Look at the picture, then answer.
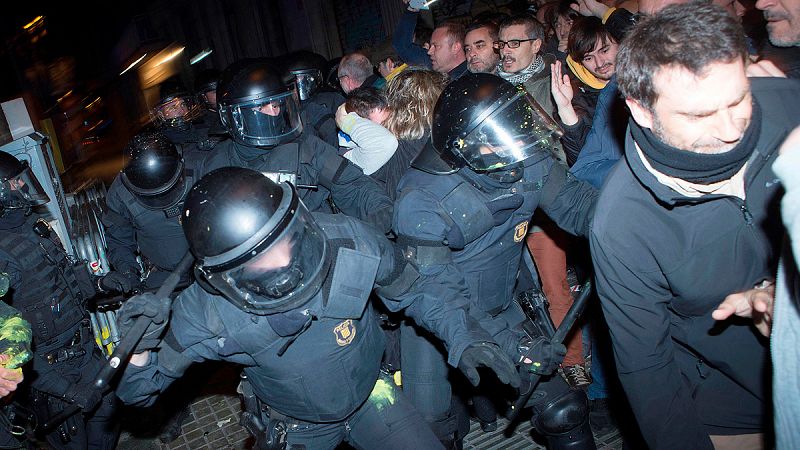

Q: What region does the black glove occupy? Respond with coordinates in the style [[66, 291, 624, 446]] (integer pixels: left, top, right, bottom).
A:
[[518, 336, 566, 376], [99, 270, 139, 294], [63, 383, 103, 412], [116, 293, 171, 352], [458, 342, 521, 389]]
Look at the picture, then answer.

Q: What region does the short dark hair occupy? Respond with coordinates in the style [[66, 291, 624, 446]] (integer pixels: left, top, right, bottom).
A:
[[345, 87, 388, 118], [551, 0, 579, 28], [568, 17, 615, 61], [616, 1, 748, 111], [498, 14, 545, 42], [435, 21, 467, 48], [465, 20, 500, 43]]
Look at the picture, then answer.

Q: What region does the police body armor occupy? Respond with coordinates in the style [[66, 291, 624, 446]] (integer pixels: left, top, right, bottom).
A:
[[103, 155, 201, 285], [0, 214, 96, 394], [204, 213, 388, 423], [398, 158, 549, 318], [299, 91, 344, 148], [204, 135, 341, 214], [162, 118, 221, 152]]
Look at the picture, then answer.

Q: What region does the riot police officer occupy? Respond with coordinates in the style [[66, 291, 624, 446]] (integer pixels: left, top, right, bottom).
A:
[[205, 58, 392, 232], [394, 73, 598, 448], [153, 77, 220, 151], [102, 132, 202, 291], [115, 167, 520, 449], [282, 51, 345, 147], [0, 151, 118, 449], [195, 68, 220, 113]]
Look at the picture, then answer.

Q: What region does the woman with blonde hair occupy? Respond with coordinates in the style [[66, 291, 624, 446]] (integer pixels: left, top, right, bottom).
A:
[[337, 67, 448, 198], [373, 68, 448, 198]]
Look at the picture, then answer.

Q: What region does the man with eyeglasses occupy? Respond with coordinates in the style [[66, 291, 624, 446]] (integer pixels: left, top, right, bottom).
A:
[[496, 15, 558, 123]]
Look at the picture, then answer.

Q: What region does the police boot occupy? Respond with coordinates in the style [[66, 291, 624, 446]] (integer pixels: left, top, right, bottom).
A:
[[531, 388, 596, 450], [159, 405, 192, 443]]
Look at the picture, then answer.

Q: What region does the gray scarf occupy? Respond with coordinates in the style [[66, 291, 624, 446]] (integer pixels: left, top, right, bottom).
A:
[[496, 55, 544, 85]]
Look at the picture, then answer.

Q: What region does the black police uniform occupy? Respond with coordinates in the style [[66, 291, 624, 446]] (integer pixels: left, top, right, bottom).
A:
[[155, 76, 222, 152], [0, 211, 117, 449], [115, 165, 521, 449], [203, 135, 392, 229], [299, 90, 345, 148], [209, 59, 392, 232], [393, 73, 598, 448], [161, 115, 223, 152], [103, 149, 203, 289], [281, 51, 344, 148]]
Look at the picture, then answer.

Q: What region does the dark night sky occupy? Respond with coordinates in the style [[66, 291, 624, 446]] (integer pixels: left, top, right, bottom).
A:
[[1, 1, 156, 98]]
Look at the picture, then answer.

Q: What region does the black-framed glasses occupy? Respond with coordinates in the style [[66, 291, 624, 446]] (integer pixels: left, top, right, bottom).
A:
[[493, 39, 537, 49]]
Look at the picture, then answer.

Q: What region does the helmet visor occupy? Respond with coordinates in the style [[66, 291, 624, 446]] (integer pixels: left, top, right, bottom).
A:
[[152, 96, 202, 129], [200, 203, 326, 314], [456, 91, 563, 172], [292, 70, 321, 101], [0, 163, 50, 210], [220, 91, 303, 147]]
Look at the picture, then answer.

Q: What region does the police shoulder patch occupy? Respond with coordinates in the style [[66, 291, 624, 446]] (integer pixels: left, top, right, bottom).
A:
[[513, 221, 529, 243], [333, 319, 356, 346]]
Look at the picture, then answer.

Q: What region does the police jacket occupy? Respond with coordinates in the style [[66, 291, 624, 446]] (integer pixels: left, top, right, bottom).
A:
[[102, 151, 204, 288], [0, 211, 99, 398], [162, 114, 223, 152], [301, 91, 345, 148], [394, 155, 597, 362], [116, 213, 485, 422], [370, 136, 427, 200], [589, 77, 800, 449], [202, 133, 393, 232]]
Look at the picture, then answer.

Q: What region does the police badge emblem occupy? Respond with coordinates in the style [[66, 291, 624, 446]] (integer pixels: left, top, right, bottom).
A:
[[513, 221, 529, 243], [333, 319, 356, 346]]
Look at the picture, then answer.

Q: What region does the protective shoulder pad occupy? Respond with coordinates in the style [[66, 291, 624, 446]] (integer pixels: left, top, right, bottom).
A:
[[440, 182, 494, 247], [323, 246, 380, 319]]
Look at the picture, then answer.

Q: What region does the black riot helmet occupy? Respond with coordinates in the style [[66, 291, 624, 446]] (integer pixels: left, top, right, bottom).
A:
[[120, 132, 188, 211], [195, 68, 221, 111], [0, 151, 49, 216], [413, 73, 563, 175], [217, 59, 304, 148], [183, 167, 329, 314], [152, 77, 202, 130], [282, 51, 327, 101]]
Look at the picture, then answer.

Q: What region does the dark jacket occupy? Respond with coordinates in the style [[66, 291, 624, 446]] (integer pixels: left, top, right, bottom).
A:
[[589, 77, 800, 449], [370, 136, 427, 200], [560, 81, 603, 166], [392, 10, 432, 68], [395, 155, 596, 360], [203, 134, 393, 232], [300, 91, 345, 148], [447, 61, 469, 82], [569, 78, 628, 187], [116, 213, 487, 419], [103, 150, 204, 288], [603, 7, 638, 43], [0, 211, 99, 398]]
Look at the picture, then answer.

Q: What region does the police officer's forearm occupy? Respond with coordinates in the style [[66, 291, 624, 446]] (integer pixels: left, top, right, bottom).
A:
[[539, 162, 598, 237]]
